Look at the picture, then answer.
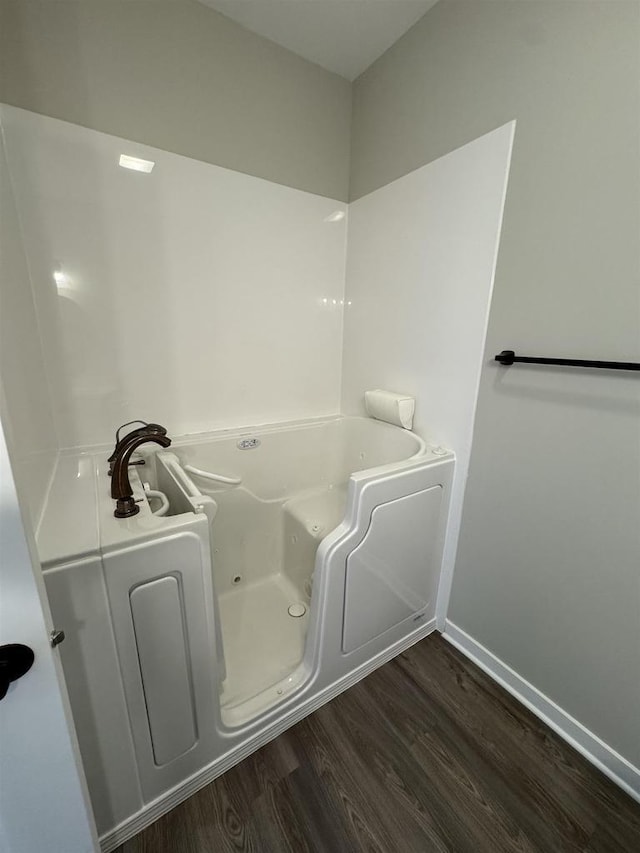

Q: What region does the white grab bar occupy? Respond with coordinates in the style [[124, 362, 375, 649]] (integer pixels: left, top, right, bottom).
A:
[[184, 464, 242, 486], [144, 488, 170, 517], [163, 455, 204, 497], [156, 452, 218, 523]]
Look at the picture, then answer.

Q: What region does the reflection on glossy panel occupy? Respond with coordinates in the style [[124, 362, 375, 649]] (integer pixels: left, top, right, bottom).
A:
[[0, 129, 58, 526]]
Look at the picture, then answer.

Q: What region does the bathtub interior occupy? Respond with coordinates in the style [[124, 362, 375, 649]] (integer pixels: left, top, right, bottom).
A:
[[156, 416, 425, 718]]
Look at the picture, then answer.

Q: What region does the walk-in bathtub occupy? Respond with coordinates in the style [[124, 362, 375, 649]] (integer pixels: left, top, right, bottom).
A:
[[39, 415, 454, 849]]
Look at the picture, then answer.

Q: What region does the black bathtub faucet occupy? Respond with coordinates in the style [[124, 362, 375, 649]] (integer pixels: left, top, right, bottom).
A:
[[110, 426, 172, 518]]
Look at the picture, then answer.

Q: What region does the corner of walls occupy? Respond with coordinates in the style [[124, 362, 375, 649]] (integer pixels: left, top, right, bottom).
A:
[[443, 621, 640, 804], [0, 0, 353, 203], [348, 0, 640, 781], [434, 118, 516, 629]]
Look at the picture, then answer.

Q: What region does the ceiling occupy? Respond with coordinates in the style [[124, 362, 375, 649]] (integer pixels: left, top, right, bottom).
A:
[[197, 0, 439, 81]]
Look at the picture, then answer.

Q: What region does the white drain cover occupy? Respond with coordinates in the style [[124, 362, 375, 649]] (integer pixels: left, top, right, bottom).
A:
[[288, 603, 307, 618]]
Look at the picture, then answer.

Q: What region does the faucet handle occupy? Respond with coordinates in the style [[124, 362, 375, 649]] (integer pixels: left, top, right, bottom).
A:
[[108, 420, 148, 463], [107, 457, 146, 477], [115, 420, 148, 444], [108, 421, 167, 464]]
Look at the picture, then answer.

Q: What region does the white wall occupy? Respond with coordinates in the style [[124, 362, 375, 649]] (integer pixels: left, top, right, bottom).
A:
[[350, 0, 640, 777], [0, 0, 352, 201], [0, 126, 58, 528], [0, 106, 347, 448], [342, 123, 514, 618]]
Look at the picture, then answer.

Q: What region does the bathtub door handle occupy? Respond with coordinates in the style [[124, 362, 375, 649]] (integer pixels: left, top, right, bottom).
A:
[[184, 465, 242, 486]]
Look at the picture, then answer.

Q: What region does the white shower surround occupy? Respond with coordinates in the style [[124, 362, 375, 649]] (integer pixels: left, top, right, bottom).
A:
[[0, 106, 516, 847], [0, 106, 514, 553], [341, 122, 516, 623], [0, 130, 58, 528], [0, 105, 348, 451]]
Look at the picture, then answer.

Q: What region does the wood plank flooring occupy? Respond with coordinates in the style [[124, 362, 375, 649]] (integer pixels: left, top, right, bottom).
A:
[[116, 634, 640, 853]]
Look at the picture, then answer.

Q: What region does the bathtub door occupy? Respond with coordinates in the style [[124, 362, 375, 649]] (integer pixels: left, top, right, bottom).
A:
[[103, 524, 221, 802], [342, 486, 443, 653]]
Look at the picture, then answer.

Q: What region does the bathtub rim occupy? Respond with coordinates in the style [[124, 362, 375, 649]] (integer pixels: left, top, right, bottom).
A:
[[164, 412, 428, 462], [36, 414, 430, 568]]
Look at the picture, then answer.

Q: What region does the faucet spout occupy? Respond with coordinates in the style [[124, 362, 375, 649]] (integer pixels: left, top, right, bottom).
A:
[[108, 421, 168, 467], [111, 430, 172, 518]]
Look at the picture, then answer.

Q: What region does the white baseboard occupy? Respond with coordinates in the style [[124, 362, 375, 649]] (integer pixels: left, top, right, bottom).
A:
[[443, 620, 640, 804], [99, 618, 436, 852]]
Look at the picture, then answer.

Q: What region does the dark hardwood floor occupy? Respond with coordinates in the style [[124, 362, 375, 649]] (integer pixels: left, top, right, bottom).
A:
[[116, 634, 640, 853]]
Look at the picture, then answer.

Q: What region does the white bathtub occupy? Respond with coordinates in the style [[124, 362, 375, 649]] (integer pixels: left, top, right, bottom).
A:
[[156, 416, 431, 720], [40, 414, 454, 849]]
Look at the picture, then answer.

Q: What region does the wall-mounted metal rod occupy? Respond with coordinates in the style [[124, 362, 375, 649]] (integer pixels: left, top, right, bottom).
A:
[[495, 350, 640, 371]]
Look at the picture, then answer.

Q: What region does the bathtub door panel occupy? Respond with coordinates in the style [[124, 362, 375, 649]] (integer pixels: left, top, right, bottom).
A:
[[103, 526, 220, 803], [129, 576, 197, 766], [342, 486, 442, 654]]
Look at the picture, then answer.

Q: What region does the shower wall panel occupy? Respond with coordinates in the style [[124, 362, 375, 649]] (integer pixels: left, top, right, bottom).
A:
[[341, 123, 515, 620], [0, 127, 58, 526], [0, 105, 347, 448]]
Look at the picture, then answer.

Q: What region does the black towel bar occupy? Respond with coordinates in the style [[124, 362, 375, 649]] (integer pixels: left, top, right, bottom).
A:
[[495, 350, 640, 372]]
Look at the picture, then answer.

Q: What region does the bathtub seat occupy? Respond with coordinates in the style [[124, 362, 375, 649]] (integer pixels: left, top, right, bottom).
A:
[[282, 484, 348, 597], [283, 484, 348, 540]]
